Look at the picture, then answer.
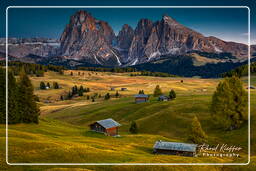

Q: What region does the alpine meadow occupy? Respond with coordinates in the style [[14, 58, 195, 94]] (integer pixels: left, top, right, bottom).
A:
[[0, 7, 256, 171]]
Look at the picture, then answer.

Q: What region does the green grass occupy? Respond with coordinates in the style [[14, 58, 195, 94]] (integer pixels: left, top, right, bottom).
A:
[[0, 72, 255, 170]]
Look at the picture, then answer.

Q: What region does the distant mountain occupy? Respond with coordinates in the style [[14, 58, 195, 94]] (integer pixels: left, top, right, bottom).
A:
[[0, 37, 60, 59], [1, 10, 256, 77], [58, 11, 251, 66]]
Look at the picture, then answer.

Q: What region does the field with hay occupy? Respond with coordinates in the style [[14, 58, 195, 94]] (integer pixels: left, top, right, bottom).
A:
[[0, 71, 255, 171]]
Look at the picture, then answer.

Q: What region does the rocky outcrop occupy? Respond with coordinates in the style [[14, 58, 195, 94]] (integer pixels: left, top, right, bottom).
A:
[[59, 10, 121, 66], [0, 38, 59, 58]]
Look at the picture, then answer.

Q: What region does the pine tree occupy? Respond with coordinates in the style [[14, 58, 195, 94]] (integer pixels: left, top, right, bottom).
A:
[[104, 93, 110, 100], [87, 95, 90, 100], [53, 82, 59, 89], [78, 89, 83, 96], [211, 76, 248, 130], [169, 89, 176, 99], [91, 97, 95, 102], [67, 91, 72, 99], [47, 82, 51, 88], [16, 68, 40, 124], [188, 116, 207, 144], [8, 71, 19, 124], [60, 95, 64, 101], [79, 85, 84, 92], [129, 121, 138, 134], [70, 72, 73, 76], [0, 67, 5, 124], [138, 90, 144, 94], [153, 85, 162, 97], [115, 91, 119, 98], [40, 81, 46, 90]]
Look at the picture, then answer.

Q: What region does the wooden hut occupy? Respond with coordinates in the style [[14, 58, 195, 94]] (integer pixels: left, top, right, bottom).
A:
[[121, 88, 127, 91], [89, 118, 121, 136], [153, 140, 197, 157], [134, 94, 149, 103]]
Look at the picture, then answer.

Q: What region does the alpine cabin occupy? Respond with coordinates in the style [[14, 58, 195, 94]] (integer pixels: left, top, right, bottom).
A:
[[89, 118, 121, 136], [153, 140, 197, 157], [134, 94, 149, 103]]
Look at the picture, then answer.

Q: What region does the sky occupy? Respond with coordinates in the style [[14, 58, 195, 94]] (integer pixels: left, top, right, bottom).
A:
[[1, 0, 255, 44]]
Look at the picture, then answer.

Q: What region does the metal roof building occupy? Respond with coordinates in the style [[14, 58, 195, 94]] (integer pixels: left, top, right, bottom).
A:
[[153, 140, 197, 157], [89, 118, 121, 136]]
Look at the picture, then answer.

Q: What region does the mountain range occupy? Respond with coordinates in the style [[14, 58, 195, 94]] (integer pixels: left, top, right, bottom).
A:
[[1, 10, 256, 77]]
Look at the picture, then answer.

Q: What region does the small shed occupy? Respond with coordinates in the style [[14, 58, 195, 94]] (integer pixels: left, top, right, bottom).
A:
[[121, 88, 127, 91], [246, 86, 256, 89], [134, 94, 149, 103], [89, 118, 121, 136], [110, 87, 115, 91], [158, 95, 170, 101], [153, 140, 197, 157]]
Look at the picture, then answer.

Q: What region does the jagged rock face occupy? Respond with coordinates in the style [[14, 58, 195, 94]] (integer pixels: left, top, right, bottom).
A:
[[126, 15, 249, 64], [128, 19, 153, 64], [117, 24, 134, 50], [59, 10, 121, 66]]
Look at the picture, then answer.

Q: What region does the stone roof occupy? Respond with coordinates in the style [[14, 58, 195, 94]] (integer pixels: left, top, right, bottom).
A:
[[153, 140, 197, 152]]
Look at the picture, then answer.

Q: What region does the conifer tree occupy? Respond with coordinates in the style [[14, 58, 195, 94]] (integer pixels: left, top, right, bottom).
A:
[[79, 85, 84, 92], [138, 90, 144, 94], [8, 71, 19, 123], [60, 95, 64, 101], [47, 82, 51, 88], [40, 81, 46, 90], [104, 93, 110, 100], [0, 67, 5, 124], [169, 89, 176, 99], [153, 85, 162, 97], [53, 82, 59, 89], [87, 95, 90, 100], [70, 72, 73, 76], [188, 116, 207, 144], [17, 68, 40, 124], [211, 76, 247, 130], [115, 91, 119, 98], [129, 121, 138, 134]]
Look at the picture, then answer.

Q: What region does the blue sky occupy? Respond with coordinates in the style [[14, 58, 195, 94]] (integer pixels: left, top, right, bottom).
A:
[[1, 0, 255, 44]]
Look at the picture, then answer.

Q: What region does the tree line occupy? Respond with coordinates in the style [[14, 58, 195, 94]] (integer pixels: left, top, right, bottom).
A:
[[130, 71, 177, 77], [0, 67, 40, 124], [0, 61, 65, 77], [77, 67, 137, 73], [221, 62, 256, 78]]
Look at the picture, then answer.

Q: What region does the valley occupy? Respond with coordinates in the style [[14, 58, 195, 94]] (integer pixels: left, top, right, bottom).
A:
[[0, 70, 254, 170]]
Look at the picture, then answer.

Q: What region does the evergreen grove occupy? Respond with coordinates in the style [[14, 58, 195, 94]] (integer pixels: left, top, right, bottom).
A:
[[0, 67, 40, 124]]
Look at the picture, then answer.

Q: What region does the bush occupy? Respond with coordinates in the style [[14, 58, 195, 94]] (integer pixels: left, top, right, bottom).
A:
[[129, 121, 138, 134]]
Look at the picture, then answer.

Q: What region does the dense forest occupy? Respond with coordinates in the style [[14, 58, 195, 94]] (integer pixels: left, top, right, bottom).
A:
[[0, 67, 40, 124], [77, 66, 137, 73], [0, 61, 65, 76], [130, 71, 177, 77], [221, 62, 256, 77], [132, 55, 244, 78]]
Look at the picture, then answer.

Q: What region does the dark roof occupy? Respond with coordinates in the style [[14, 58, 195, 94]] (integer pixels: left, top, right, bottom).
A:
[[159, 95, 169, 99], [134, 94, 149, 98], [153, 140, 197, 152], [95, 118, 121, 129]]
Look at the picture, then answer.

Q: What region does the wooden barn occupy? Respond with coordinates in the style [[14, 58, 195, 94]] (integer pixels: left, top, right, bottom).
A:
[[89, 118, 121, 136], [153, 140, 197, 157], [158, 95, 170, 101], [134, 94, 149, 103]]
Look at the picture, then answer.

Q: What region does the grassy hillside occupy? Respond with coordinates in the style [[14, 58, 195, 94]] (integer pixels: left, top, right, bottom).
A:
[[0, 71, 255, 170]]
